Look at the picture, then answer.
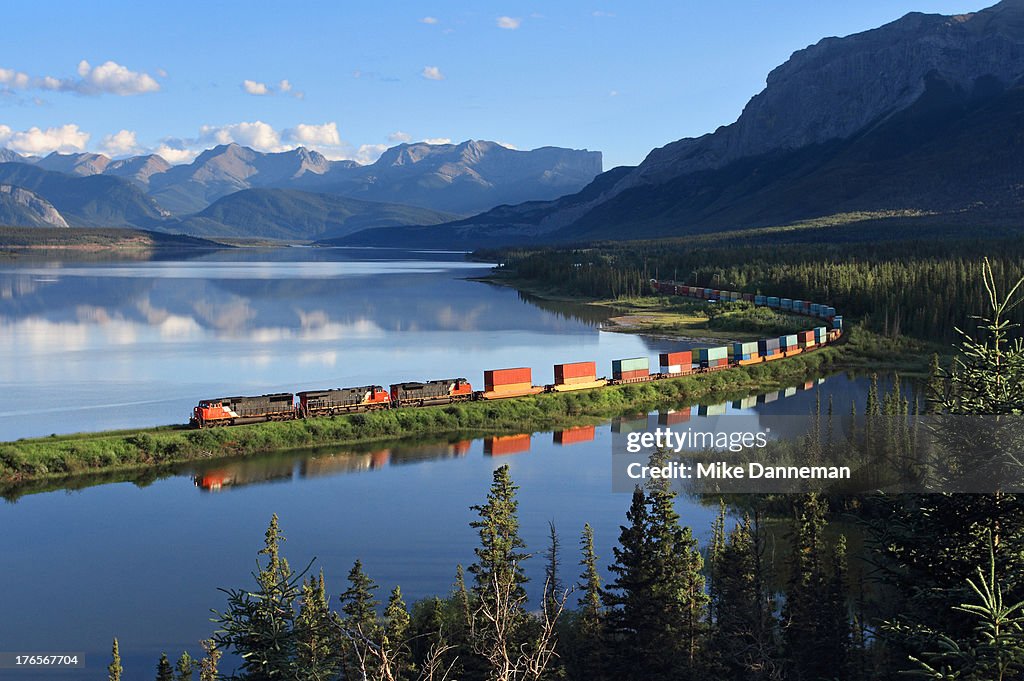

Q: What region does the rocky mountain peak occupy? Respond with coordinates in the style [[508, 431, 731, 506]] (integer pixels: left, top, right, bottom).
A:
[[632, 0, 1024, 186]]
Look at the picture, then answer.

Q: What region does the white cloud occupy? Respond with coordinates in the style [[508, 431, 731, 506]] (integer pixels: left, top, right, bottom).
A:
[[609, 89, 619, 96], [355, 144, 388, 164], [3, 124, 90, 154], [0, 125, 10, 143], [198, 121, 285, 152], [388, 131, 412, 143], [285, 122, 341, 146], [0, 67, 30, 89], [420, 16, 438, 24], [592, 10, 616, 17], [423, 137, 452, 145], [1, 61, 160, 96], [422, 66, 444, 81], [65, 60, 160, 95], [153, 143, 198, 164], [100, 129, 141, 156], [497, 16, 521, 29], [242, 79, 269, 95], [496, 141, 518, 149], [242, 78, 302, 98]]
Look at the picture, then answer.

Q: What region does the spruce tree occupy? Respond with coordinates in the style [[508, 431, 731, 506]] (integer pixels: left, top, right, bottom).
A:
[[107, 637, 122, 681], [646, 461, 708, 675], [570, 523, 606, 681], [197, 639, 220, 681], [155, 653, 174, 681], [338, 559, 381, 679], [604, 472, 708, 681], [175, 652, 194, 681], [466, 464, 531, 678], [468, 464, 529, 604], [211, 515, 302, 680], [384, 586, 413, 680], [782, 494, 847, 680], [295, 570, 336, 680], [544, 520, 563, 615]]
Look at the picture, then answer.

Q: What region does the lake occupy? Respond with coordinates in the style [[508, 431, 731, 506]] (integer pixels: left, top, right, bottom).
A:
[[0, 248, 903, 677]]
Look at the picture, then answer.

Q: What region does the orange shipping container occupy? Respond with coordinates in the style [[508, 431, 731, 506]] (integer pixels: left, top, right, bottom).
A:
[[554, 361, 597, 382], [659, 351, 691, 366], [485, 367, 532, 388], [554, 425, 596, 445], [486, 381, 534, 394], [485, 434, 531, 456]]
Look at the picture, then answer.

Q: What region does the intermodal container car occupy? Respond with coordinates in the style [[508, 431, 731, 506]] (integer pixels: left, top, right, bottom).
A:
[[554, 361, 597, 384], [659, 351, 693, 375]]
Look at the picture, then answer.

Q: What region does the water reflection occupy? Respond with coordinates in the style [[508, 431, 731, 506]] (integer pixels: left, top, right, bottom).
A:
[[0, 248, 709, 439], [180, 373, 895, 496]]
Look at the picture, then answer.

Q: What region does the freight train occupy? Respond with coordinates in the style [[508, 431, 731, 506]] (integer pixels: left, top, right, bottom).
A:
[[189, 279, 844, 428]]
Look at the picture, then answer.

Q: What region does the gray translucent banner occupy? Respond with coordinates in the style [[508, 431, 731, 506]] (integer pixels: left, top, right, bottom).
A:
[[610, 413, 1024, 493]]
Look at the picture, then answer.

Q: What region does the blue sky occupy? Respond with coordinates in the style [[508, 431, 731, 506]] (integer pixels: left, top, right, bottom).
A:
[[0, 0, 988, 169]]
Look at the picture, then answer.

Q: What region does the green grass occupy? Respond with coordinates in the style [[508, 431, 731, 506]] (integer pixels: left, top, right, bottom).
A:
[[0, 348, 841, 487]]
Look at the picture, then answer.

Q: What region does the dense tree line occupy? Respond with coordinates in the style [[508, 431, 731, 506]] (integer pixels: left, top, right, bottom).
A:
[[485, 238, 1024, 341]]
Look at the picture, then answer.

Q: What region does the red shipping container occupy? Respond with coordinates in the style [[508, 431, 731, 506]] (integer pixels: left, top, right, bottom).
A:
[[659, 351, 691, 366], [798, 331, 815, 342], [617, 369, 650, 380], [554, 425, 596, 445], [485, 367, 532, 388], [554, 361, 597, 382], [485, 434, 531, 456]]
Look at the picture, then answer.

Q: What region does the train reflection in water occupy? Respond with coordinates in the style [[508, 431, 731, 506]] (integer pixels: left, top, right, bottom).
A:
[[192, 376, 827, 492]]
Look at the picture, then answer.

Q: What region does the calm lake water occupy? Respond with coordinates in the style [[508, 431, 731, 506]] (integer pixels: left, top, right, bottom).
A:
[[0, 249, 906, 677]]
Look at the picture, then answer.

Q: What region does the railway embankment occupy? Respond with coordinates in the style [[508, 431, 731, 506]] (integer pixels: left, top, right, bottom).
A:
[[0, 346, 839, 488]]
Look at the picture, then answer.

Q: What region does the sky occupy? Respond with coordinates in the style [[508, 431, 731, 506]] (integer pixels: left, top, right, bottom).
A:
[[0, 0, 992, 170]]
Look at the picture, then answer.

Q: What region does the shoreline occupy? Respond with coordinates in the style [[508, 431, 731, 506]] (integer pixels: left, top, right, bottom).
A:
[[0, 348, 840, 489]]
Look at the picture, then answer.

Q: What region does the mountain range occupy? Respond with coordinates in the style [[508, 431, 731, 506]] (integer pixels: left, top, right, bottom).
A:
[[0, 140, 602, 231], [343, 0, 1024, 248]]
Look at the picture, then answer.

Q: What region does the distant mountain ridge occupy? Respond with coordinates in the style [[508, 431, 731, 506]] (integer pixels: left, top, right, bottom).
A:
[[0, 140, 602, 219], [0, 163, 169, 227], [345, 0, 1024, 247], [170, 188, 458, 241], [0, 184, 69, 228]]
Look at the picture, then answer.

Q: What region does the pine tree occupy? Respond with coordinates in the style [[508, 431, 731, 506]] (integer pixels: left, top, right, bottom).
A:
[[338, 559, 381, 680], [384, 586, 414, 681], [569, 523, 606, 681], [468, 464, 529, 605], [175, 652, 195, 681], [578, 523, 603, 623], [603, 472, 708, 681], [646, 463, 708, 674], [544, 520, 563, 615], [295, 570, 336, 680], [782, 494, 847, 680], [155, 653, 174, 681], [197, 639, 220, 681], [466, 464, 532, 679], [211, 515, 303, 680], [107, 637, 122, 681]]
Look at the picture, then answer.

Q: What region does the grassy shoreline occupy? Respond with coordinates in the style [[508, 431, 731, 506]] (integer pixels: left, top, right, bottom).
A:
[[1, 348, 840, 487], [480, 272, 938, 373]]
